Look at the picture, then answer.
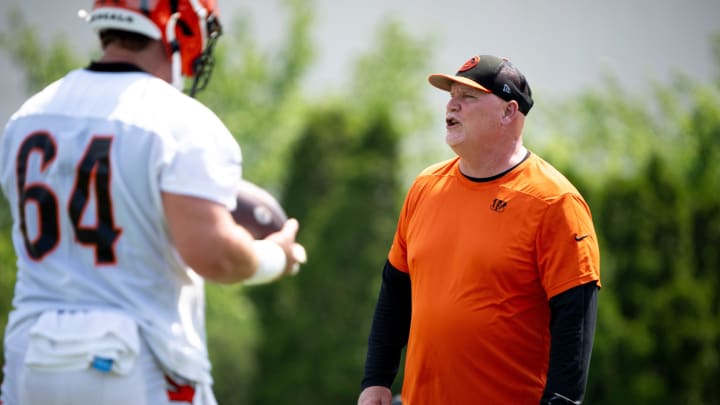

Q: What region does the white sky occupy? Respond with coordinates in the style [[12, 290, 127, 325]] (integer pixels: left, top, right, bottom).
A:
[[1, 0, 718, 124]]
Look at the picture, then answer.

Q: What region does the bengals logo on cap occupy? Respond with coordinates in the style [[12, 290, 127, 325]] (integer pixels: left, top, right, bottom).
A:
[[458, 56, 480, 72]]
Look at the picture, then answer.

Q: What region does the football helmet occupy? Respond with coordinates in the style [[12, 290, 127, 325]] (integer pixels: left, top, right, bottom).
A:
[[87, 0, 222, 96]]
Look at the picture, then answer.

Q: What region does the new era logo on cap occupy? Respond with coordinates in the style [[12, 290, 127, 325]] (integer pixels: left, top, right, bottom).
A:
[[428, 54, 534, 115]]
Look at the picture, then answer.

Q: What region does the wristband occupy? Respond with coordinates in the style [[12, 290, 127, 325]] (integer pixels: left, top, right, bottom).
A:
[[244, 240, 287, 285]]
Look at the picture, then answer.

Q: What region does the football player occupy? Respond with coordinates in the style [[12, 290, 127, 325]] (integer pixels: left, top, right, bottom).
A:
[[0, 1, 304, 404]]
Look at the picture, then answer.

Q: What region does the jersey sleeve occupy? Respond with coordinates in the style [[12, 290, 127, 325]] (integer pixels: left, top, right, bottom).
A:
[[388, 179, 422, 273], [158, 107, 242, 210], [537, 193, 601, 299]]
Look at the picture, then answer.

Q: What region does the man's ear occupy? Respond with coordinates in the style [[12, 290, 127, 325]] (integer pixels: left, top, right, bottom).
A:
[[503, 101, 519, 119]]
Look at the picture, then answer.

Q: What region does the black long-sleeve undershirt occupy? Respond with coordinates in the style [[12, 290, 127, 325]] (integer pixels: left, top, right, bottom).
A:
[[360, 260, 598, 404], [361, 261, 411, 390], [542, 281, 598, 404]]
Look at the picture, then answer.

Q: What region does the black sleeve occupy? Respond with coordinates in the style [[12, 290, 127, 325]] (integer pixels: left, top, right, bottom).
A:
[[360, 260, 412, 390], [541, 281, 599, 404]]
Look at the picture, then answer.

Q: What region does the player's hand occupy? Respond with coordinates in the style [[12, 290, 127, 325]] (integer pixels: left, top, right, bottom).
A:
[[358, 386, 393, 405], [265, 218, 306, 276]]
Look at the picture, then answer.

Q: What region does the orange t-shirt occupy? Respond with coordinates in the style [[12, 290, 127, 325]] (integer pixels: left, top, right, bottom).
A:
[[388, 154, 601, 404]]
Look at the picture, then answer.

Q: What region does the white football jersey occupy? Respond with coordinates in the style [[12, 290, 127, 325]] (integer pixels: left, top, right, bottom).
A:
[[0, 64, 242, 385]]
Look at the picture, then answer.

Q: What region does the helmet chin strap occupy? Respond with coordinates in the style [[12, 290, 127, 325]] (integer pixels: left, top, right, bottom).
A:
[[165, 12, 184, 91]]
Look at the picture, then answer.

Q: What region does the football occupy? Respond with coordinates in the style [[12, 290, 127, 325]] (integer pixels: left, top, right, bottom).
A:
[[231, 179, 288, 239]]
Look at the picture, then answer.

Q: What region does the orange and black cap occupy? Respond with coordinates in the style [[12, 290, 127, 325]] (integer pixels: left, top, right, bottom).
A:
[[429, 55, 534, 115]]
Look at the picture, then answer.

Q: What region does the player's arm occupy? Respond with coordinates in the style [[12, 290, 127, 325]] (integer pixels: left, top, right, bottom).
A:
[[359, 260, 411, 403], [541, 281, 599, 404], [162, 192, 299, 284]]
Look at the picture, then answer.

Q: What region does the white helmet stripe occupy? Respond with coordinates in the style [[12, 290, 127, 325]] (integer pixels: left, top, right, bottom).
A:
[[188, 0, 209, 49], [88, 7, 162, 39], [166, 12, 184, 91]]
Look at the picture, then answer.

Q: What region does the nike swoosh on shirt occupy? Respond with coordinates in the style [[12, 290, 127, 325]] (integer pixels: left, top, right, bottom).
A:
[[574, 234, 590, 241]]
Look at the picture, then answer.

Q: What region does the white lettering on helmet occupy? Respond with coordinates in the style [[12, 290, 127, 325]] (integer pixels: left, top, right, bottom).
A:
[[90, 12, 134, 24]]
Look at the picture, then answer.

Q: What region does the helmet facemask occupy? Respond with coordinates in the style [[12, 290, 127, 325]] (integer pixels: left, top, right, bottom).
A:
[[187, 14, 222, 97]]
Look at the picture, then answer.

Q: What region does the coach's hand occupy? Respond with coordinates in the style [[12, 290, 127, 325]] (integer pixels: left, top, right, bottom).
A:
[[358, 386, 393, 405]]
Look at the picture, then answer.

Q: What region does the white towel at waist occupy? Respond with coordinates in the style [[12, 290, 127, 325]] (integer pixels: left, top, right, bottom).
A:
[[195, 383, 218, 405], [24, 309, 140, 375]]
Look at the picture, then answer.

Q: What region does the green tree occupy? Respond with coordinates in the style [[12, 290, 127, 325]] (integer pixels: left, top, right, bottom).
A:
[[199, 0, 315, 190], [0, 195, 14, 351], [246, 21, 432, 404], [202, 0, 318, 400], [533, 33, 720, 404], [0, 9, 81, 95]]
